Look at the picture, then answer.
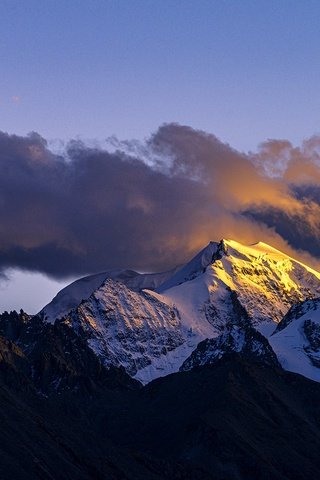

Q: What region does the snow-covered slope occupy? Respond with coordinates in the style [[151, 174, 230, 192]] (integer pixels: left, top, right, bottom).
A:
[[160, 239, 320, 337], [269, 298, 320, 382], [39, 239, 320, 384], [179, 288, 280, 371], [61, 278, 185, 383], [157, 241, 225, 292], [39, 268, 179, 323]]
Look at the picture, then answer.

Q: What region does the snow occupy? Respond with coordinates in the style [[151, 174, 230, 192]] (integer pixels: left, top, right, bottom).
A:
[[133, 333, 200, 384], [39, 271, 111, 323], [64, 279, 185, 381], [39, 267, 179, 323], [38, 238, 320, 384], [269, 301, 320, 382], [157, 241, 221, 292], [159, 239, 320, 336]]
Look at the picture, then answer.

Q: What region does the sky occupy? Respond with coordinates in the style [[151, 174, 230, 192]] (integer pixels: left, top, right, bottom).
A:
[[2, 0, 320, 313]]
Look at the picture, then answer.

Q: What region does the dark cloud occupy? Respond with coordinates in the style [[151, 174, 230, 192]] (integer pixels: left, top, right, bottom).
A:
[[245, 206, 320, 259], [1, 124, 320, 278]]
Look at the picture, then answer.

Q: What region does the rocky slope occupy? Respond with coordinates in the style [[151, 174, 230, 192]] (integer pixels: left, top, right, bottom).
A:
[[180, 323, 281, 371], [0, 310, 139, 395], [2, 354, 320, 479]]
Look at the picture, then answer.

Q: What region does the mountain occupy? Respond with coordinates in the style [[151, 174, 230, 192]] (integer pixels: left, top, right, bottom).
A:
[[119, 356, 320, 480], [3, 240, 320, 478], [2, 354, 320, 479], [38, 239, 320, 383], [160, 239, 320, 336]]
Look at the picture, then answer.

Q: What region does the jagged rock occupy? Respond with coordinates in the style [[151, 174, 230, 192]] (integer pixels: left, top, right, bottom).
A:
[[180, 323, 280, 371], [0, 310, 140, 395]]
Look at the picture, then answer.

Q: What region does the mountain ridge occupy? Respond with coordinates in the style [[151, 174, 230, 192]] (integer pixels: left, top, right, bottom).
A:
[[35, 239, 320, 384]]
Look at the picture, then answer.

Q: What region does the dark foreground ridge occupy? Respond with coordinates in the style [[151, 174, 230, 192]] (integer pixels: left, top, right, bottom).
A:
[[1, 312, 320, 480]]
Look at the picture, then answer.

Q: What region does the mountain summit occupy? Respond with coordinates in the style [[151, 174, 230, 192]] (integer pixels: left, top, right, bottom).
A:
[[39, 239, 320, 383]]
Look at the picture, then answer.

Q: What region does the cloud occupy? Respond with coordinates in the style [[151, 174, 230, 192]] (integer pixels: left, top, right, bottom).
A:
[[1, 124, 320, 278]]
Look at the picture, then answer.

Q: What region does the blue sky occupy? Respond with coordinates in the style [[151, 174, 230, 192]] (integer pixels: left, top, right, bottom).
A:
[[2, 0, 320, 312], [2, 0, 320, 151]]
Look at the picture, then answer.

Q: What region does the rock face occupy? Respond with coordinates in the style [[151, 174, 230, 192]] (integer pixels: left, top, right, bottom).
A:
[[180, 323, 281, 371], [37, 239, 320, 383], [0, 310, 139, 395], [63, 278, 184, 378], [180, 290, 280, 371]]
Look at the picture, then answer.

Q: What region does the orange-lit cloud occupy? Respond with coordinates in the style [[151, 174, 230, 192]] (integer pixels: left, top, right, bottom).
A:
[[1, 124, 320, 278]]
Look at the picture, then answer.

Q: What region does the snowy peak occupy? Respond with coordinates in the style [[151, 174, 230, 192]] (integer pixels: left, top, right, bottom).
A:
[[223, 239, 320, 285], [225, 239, 288, 257], [37, 238, 320, 384], [39, 267, 179, 323], [157, 240, 226, 292], [208, 239, 320, 327], [159, 238, 320, 343]]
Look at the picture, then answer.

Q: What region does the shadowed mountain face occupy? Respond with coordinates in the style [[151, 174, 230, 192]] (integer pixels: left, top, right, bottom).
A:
[[0, 310, 140, 396], [1, 351, 320, 479]]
